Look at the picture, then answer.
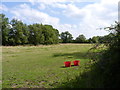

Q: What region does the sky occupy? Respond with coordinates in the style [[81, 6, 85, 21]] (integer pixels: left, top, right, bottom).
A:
[[0, 0, 118, 39]]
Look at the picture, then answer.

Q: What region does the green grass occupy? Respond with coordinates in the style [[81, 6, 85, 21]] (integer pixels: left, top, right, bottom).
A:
[[2, 44, 93, 88]]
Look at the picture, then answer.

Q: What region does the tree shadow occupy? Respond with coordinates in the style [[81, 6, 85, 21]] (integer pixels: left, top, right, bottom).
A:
[[53, 52, 89, 69], [53, 52, 89, 59]]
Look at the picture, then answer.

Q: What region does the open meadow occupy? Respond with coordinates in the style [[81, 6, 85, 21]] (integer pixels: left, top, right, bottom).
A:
[[2, 44, 93, 88], [1, 0, 119, 88]]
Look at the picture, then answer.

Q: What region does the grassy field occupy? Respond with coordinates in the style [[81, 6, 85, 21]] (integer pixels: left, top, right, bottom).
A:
[[2, 44, 93, 88]]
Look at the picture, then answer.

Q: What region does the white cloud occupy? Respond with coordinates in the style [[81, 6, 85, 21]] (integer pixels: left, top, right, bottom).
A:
[[0, 4, 8, 12], [62, 4, 83, 18], [28, 0, 97, 4], [38, 3, 46, 10], [10, 3, 60, 25], [60, 0, 118, 38], [28, 0, 35, 5], [4, 0, 119, 39], [50, 10, 60, 15], [51, 3, 67, 9], [9, 3, 76, 36]]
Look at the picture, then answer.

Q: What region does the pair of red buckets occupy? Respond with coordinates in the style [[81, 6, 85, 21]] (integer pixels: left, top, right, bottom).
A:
[[64, 60, 80, 67]]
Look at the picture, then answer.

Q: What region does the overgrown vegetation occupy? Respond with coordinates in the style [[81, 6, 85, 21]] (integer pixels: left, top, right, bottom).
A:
[[88, 21, 120, 88], [94, 21, 120, 88], [55, 22, 120, 88]]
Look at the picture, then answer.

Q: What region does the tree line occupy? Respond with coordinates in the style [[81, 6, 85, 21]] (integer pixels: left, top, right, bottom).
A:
[[1, 14, 113, 46], [60, 31, 114, 43], [1, 14, 59, 45]]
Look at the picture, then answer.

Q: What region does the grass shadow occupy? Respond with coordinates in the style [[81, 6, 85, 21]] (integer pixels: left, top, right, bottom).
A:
[[60, 65, 79, 68], [60, 66, 66, 68]]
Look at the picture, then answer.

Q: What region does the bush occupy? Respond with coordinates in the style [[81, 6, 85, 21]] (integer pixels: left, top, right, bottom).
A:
[[90, 22, 120, 88]]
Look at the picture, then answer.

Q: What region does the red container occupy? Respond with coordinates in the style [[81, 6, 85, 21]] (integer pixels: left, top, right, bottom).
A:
[[73, 60, 80, 66], [64, 61, 71, 67]]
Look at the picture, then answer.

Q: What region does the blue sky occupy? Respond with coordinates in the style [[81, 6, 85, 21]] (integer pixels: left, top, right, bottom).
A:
[[0, 0, 118, 39]]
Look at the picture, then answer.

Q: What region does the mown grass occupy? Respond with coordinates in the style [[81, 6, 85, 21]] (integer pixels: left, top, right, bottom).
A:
[[2, 44, 93, 88]]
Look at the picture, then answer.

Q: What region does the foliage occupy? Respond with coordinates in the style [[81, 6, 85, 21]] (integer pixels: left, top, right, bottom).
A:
[[89, 21, 120, 88], [1, 14, 59, 45], [0, 14, 10, 45], [60, 31, 73, 43], [75, 34, 86, 43], [101, 22, 120, 88], [91, 36, 100, 43], [9, 19, 29, 45]]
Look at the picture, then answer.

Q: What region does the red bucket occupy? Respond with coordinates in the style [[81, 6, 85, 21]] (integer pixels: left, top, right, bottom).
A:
[[64, 61, 71, 67], [73, 60, 80, 66]]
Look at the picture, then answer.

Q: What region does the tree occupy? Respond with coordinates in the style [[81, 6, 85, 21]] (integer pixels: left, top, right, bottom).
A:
[[60, 31, 73, 43], [1, 14, 60, 46], [28, 24, 59, 45], [99, 33, 114, 43], [0, 14, 10, 45], [42, 25, 59, 45], [9, 19, 29, 45], [75, 34, 86, 43], [91, 36, 100, 43], [87, 38, 92, 43], [28, 24, 43, 45]]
